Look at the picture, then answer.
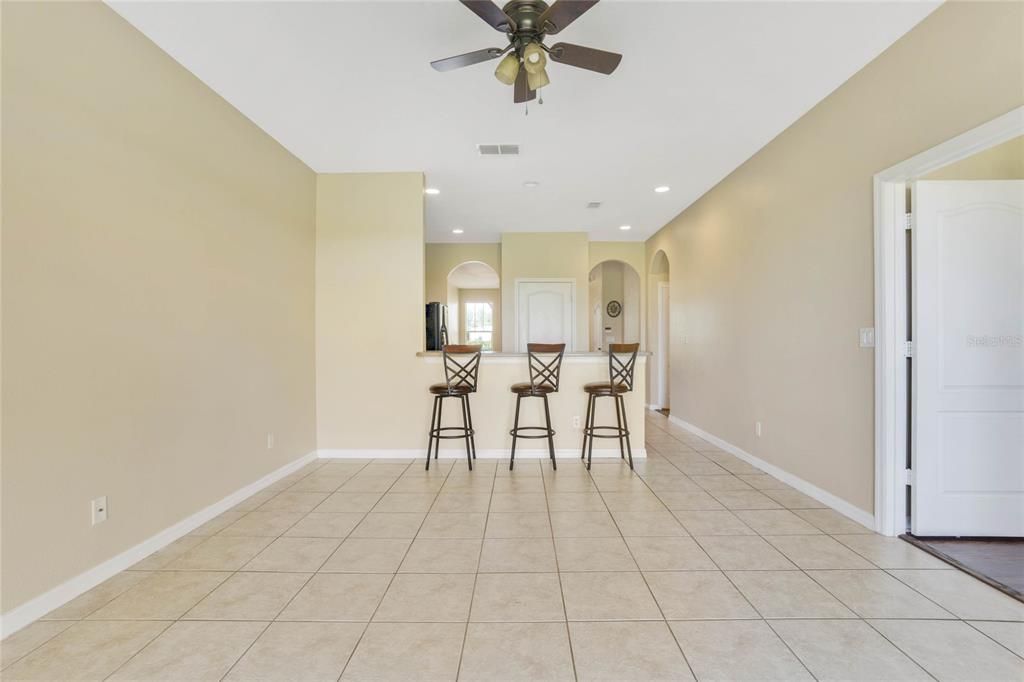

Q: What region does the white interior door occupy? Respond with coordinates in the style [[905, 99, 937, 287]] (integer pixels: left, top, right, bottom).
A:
[[912, 180, 1024, 536], [517, 281, 574, 352]]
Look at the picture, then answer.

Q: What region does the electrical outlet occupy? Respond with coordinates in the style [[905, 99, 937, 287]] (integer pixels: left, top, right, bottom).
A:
[[755, 422, 762, 438], [267, 433, 275, 449], [572, 415, 581, 429], [92, 496, 108, 525]]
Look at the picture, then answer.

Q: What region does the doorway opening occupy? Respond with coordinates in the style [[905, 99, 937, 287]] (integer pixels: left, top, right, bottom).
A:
[[447, 261, 500, 351], [873, 107, 1023, 598], [648, 250, 670, 412], [872, 106, 1024, 532], [587, 260, 641, 352], [872, 107, 1024, 602]]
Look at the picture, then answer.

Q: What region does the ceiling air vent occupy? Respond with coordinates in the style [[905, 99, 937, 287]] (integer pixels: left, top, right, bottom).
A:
[[477, 144, 520, 156], [586, 201, 602, 209]]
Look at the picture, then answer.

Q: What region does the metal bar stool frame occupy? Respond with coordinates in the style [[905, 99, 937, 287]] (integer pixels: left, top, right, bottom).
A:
[[509, 343, 566, 471], [426, 344, 481, 471], [581, 343, 640, 471]]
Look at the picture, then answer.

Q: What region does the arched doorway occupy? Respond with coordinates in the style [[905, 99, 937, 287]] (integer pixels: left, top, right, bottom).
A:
[[588, 260, 641, 351], [649, 251, 670, 411], [447, 261, 500, 351]]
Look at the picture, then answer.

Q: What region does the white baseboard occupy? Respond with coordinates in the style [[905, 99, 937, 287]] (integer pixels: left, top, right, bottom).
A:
[[318, 448, 647, 460], [668, 416, 874, 531], [0, 450, 318, 639], [646, 404, 663, 411]]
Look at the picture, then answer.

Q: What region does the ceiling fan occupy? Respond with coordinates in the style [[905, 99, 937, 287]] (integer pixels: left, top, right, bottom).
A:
[[431, 0, 622, 104]]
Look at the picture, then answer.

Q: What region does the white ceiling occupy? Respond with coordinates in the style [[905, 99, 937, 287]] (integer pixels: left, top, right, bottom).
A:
[[109, 1, 937, 243]]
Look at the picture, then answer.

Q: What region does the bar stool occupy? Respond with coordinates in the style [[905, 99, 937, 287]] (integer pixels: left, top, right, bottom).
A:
[[425, 344, 481, 471], [508, 343, 566, 471], [581, 343, 640, 471]]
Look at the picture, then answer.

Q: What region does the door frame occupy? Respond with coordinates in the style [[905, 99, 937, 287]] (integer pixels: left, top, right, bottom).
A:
[[873, 106, 1023, 536], [513, 278, 577, 352], [656, 281, 670, 410]]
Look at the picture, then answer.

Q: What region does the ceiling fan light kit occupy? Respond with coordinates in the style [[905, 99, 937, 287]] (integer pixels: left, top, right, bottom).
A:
[[432, 0, 622, 106]]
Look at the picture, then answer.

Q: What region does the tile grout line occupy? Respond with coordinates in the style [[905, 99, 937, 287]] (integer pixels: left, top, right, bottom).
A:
[[12, 415, 1019, 680], [100, 458, 349, 681], [651, 418, 820, 681], [453, 456, 498, 681], [657, 413, 955, 680], [540, 457, 580, 682], [334, 457, 455, 682], [98, 454, 344, 675], [216, 458, 386, 681], [590, 457, 702, 682]]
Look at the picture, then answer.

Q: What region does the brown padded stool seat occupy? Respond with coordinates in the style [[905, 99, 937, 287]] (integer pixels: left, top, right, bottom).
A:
[[583, 381, 629, 395], [429, 382, 473, 395], [510, 381, 555, 396]]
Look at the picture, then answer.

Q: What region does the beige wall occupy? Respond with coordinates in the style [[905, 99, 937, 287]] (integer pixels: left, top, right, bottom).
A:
[[1, 1, 317, 612], [315, 173, 425, 448], [925, 135, 1024, 180], [645, 1, 1024, 514], [424, 243, 501, 305], [589, 241, 646, 279], [500, 232, 590, 352], [429, 238, 648, 353]]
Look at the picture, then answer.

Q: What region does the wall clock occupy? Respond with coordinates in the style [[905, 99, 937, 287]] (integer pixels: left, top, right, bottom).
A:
[[606, 300, 622, 318]]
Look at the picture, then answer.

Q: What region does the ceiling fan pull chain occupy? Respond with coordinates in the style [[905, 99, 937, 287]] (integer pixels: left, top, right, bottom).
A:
[[539, 88, 543, 105], [524, 102, 529, 116]]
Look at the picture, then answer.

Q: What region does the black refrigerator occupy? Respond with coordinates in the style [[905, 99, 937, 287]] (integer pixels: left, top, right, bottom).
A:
[[425, 302, 449, 351]]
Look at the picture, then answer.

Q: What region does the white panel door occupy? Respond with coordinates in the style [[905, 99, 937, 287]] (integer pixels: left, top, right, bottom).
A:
[[912, 180, 1024, 536], [517, 281, 574, 352]]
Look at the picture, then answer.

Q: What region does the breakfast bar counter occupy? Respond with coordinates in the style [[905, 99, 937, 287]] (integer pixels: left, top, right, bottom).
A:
[[410, 350, 648, 460]]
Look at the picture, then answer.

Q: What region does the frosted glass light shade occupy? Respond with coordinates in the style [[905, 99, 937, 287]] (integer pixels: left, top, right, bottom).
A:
[[522, 43, 547, 74], [527, 67, 550, 91], [494, 53, 520, 85]]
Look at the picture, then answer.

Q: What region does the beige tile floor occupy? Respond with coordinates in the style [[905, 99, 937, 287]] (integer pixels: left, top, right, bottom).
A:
[[4, 413, 1024, 681]]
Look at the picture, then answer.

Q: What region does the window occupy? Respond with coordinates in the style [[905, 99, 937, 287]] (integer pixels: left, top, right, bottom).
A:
[[464, 301, 494, 350]]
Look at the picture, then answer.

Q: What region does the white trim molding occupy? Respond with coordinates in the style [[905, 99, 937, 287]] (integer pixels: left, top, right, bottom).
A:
[[0, 451, 318, 639], [669, 415, 875, 531], [872, 106, 1023, 536], [317, 448, 647, 460]]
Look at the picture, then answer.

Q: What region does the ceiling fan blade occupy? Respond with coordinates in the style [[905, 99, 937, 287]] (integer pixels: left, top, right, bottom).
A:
[[538, 0, 598, 34], [431, 47, 505, 72], [548, 42, 621, 74], [514, 68, 536, 103], [460, 0, 516, 31]]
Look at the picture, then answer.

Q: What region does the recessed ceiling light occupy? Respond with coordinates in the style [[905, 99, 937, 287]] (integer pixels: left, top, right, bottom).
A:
[[452, 228, 464, 234], [654, 186, 670, 193], [523, 181, 540, 188], [619, 225, 632, 231], [425, 188, 440, 195]]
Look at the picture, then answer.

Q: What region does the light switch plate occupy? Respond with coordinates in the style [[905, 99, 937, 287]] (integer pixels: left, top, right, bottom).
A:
[[859, 327, 875, 348]]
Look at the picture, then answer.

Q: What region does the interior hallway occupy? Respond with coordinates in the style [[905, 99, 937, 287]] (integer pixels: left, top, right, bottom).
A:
[[2, 413, 1022, 681]]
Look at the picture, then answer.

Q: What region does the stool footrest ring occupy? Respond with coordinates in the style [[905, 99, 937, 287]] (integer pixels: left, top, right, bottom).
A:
[[583, 425, 630, 439], [429, 426, 476, 440], [509, 425, 556, 439]]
